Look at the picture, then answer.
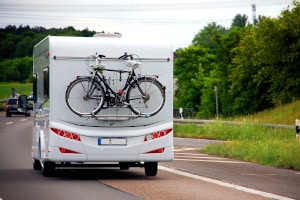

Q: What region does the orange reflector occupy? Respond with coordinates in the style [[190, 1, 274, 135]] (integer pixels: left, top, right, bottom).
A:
[[153, 132, 159, 139], [65, 132, 72, 139]]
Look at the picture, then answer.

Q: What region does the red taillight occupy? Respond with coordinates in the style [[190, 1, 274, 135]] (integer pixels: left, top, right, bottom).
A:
[[145, 148, 165, 154], [144, 128, 172, 142], [59, 147, 81, 154], [51, 128, 81, 141]]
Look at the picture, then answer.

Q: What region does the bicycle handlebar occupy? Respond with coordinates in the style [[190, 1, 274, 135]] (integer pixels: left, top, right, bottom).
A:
[[118, 52, 133, 60], [94, 52, 133, 60], [97, 54, 106, 59]]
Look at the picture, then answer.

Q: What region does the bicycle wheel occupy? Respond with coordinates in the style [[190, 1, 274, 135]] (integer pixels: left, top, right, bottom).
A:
[[126, 77, 165, 117], [65, 77, 105, 116]]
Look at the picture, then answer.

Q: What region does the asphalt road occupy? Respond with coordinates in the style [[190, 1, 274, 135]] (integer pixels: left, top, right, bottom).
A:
[[0, 113, 299, 200]]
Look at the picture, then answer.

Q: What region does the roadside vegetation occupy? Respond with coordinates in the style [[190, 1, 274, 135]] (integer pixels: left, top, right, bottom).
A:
[[174, 101, 300, 170], [0, 82, 32, 109], [174, 1, 300, 118], [1, 1, 299, 171], [173, 1, 300, 171]]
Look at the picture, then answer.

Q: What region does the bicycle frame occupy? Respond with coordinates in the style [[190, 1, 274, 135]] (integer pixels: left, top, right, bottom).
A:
[[91, 66, 145, 108]]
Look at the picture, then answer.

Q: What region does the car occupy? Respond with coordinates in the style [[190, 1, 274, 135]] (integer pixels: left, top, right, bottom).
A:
[[5, 98, 30, 117], [28, 92, 34, 100]]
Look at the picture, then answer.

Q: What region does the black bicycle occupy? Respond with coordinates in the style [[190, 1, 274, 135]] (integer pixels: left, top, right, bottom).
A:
[[65, 53, 166, 117]]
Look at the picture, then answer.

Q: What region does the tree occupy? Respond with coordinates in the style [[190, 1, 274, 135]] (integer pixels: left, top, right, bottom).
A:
[[174, 45, 215, 115], [0, 25, 97, 83], [192, 22, 226, 52], [231, 14, 248, 28], [210, 26, 246, 116], [229, 1, 300, 113]]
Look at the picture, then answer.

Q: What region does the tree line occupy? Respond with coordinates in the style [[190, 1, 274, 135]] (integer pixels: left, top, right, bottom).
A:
[[174, 1, 300, 118], [0, 25, 96, 82], [1, 1, 299, 118]]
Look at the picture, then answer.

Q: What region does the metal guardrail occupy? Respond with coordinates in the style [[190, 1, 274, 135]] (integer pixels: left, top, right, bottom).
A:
[[173, 119, 295, 129]]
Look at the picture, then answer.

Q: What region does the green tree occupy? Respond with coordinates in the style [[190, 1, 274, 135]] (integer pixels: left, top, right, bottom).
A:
[[174, 45, 215, 114], [231, 14, 248, 28], [192, 22, 226, 52], [212, 26, 246, 116], [0, 25, 96, 83], [229, 1, 300, 113], [0, 57, 32, 82]]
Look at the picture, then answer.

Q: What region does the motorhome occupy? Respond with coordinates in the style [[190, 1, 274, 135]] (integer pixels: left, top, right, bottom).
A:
[[23, 34, 173, 176]]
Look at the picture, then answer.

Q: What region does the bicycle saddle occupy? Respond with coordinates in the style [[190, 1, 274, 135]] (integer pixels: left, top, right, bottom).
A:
[[125, 60, 141, 70]]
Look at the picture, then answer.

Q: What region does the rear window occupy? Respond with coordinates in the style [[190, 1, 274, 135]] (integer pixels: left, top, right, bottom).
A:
[[7, 99, 17, 105]]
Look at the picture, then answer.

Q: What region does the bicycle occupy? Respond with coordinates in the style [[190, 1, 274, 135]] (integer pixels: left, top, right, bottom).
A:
[[65, 53, 166, 118]]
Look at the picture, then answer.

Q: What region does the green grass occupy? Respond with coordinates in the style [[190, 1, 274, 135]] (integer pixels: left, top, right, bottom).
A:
[[0, 82, 32, 99], [231, 101, 300, 125], [174, 123, 300, 170], [174, 101, 300, 170], [0, 82, 32, 109]]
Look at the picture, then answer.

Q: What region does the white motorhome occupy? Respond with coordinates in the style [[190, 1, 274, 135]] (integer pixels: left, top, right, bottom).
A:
[[27, 34, 173, 177]]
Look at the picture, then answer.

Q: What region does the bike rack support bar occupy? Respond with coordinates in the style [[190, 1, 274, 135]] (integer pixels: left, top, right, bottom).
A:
[[53, 56, 94, 60], [53, 56, 170, 62], [79, 114, 153, 121]]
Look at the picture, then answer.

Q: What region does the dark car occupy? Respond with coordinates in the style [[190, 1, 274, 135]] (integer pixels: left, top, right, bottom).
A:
[[5, 98, 30, 117]]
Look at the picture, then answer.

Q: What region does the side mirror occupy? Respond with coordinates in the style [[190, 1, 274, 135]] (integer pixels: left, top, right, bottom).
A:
[[18, 95, 28, 113]]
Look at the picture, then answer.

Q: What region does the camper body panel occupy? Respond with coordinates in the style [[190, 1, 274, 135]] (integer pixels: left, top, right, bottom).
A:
[[31, 35, 173, 170]]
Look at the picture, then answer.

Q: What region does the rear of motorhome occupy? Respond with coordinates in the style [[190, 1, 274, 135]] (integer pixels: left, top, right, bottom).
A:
[[30, 34, 173, 176]]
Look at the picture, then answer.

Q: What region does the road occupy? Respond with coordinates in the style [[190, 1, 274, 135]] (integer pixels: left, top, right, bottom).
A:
[[0, 113, 299, 200]]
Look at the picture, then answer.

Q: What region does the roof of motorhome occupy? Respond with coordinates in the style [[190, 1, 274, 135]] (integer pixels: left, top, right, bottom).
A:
[[93, 32, 122, 38], [43, 35, 172, 59]]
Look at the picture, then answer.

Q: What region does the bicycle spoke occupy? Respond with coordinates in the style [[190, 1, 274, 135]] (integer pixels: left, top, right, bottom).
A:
[[127, 78, 165, 116], [66, 78, 105, 116]]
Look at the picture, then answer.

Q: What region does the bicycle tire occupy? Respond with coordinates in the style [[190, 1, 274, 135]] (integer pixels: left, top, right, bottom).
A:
[[65, 77, 105, 116], [126, 77, 165, 117]]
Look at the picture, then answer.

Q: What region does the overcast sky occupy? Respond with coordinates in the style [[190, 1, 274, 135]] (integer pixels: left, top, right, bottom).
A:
[[0, 0, 294, 49]]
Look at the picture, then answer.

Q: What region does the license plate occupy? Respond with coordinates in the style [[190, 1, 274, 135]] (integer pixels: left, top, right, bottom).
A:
[[98, 138, 127, 145]]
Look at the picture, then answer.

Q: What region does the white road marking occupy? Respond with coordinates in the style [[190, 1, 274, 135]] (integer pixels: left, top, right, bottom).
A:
[[6, 122, 13, 125], [174, 147, 199, 152], [158, 165, 294, 200], [166, 147, 294, 199], [174, 158, 249, 164], [20, 119, 27, 122], [174, 149, 250, 164], [176, 154, 228, 159]]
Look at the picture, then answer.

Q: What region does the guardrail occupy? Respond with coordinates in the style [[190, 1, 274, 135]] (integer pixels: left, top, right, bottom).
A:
[[173, 118, 295, 129]]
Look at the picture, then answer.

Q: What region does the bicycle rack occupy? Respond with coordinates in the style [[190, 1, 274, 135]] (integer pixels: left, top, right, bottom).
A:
[[58, 55, 169, 121], [79, 113, 150, 121]]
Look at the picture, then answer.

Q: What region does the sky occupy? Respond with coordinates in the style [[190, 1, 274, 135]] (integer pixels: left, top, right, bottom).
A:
[[0, 0, 294, 49]]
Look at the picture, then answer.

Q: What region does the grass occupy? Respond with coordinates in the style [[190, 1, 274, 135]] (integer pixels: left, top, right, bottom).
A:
[[0, 82, 32, 109], [231, 101, 300, 125], [174, 101, 300, 170]]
